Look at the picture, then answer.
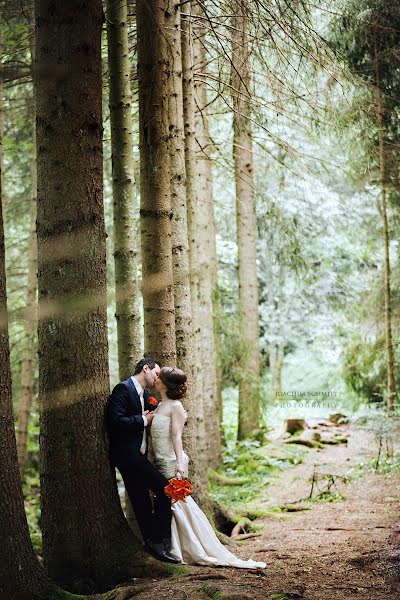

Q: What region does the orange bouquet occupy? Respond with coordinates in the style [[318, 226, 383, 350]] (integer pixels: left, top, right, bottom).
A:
[[164, 477, 193, 503], [148, 396, 158, 406]]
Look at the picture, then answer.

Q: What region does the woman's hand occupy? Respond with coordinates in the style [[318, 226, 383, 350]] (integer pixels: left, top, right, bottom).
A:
[[175, 463, 185, 479]]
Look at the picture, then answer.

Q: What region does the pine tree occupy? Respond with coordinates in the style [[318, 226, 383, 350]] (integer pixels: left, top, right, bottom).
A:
[[136, 0, 176, 365], [230, 0, 261, 438], [193, 3, 221, 467], [35, 0, 162, 591], [179, 0, 208, 499], [106, 0, 141, 380], [17, 9, 37, 477], [331, 0, 400, 413]]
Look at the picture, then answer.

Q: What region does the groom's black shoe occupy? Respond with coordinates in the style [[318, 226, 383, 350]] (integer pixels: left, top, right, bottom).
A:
[[144, 539, 178, 564]]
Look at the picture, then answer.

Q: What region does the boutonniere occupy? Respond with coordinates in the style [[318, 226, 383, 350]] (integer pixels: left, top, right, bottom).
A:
[[148, 396, 158, 406]]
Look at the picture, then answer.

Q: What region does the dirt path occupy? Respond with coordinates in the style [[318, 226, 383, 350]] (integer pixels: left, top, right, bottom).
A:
[[122, 426, 400, 600]]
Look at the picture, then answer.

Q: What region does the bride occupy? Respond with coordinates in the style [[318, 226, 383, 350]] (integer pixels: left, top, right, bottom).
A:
[[150, 366, 266, 569]]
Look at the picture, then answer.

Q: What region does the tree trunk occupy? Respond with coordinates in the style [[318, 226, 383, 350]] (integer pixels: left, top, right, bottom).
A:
[[373, 30, 396, 413], [17, 133, 38, 478], [270, 343, 284, 403], [230, 0, 261, 439], [17, 15, 38, 477], [166, 0, 193, 386], [169, 0, 208, 503], [106, 0, 141, 381], [193, 4, 221, 469], [136, 0, 176, 366], [35, 0, 160, 592]]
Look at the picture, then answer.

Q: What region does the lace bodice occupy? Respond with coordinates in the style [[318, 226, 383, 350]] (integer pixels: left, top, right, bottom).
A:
[[150, 413, 189, 479]]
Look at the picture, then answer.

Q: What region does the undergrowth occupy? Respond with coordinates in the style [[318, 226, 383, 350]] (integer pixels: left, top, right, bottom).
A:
[[348, 452, 400, 478], [209, 438, 307, 507]]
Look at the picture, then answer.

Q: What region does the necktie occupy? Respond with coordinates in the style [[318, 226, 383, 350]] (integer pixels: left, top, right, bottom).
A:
[[139, 391, 147, 455]]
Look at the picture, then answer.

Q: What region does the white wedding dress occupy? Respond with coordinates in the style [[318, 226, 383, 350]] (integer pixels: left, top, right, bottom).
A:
[[150, 413, 266, 568]]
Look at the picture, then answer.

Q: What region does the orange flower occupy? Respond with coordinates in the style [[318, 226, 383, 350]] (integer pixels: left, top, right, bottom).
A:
[[148, 396, 158, 405], [164, 477, 193, 503]]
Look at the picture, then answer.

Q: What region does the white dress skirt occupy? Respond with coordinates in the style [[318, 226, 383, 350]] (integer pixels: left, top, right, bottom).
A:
[[150, 413, 266, 568]]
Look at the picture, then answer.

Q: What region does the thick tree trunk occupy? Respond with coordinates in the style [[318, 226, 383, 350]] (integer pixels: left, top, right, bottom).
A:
[[35, 1, 161, 593], [193, 4, 221, 469], [106, 0, 141, 380], [230, 1, 261, 439], [137, 0, 176, 366], [373, 31, 396, 413]]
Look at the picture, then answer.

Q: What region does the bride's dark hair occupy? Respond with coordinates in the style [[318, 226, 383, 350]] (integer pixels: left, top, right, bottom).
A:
[[159, 367, 187, 400]]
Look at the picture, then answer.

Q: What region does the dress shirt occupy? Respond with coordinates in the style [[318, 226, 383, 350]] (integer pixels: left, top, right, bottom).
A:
[[131, 376, 147, 454]]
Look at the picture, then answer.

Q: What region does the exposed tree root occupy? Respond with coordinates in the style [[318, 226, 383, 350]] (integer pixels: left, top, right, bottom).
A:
[[232, 532, 262, 541], [217, 531, 239, 547], [231, 517, 253, 537], [208, 468, 251, 485]]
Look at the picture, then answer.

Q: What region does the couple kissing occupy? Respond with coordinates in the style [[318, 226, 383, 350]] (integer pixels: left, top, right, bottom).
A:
[[107, 358, 266, 569]]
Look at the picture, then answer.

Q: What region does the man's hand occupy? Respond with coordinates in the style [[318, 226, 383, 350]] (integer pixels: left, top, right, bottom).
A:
[[144, 410, 155, 426]]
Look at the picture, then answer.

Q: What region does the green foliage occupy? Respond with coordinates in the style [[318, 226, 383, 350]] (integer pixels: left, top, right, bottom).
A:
[[329, 0, 400, 191], [350, 452, 400, 477], [342, 334, 386, 403], [307, 470, 349, 503], [215, 305, 244, 389], [209, 435, 304, 508], [23, 468, 42, 554]]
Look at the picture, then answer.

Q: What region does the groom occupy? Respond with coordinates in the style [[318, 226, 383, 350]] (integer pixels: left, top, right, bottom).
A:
[[107, 357, 177, 563]]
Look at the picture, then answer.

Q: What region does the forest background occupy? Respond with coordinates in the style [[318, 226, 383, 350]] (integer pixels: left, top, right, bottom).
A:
[[1, 0, 400, 599]]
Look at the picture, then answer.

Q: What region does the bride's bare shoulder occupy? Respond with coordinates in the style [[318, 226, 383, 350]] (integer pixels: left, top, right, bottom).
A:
[[171, 400, 185, 413]]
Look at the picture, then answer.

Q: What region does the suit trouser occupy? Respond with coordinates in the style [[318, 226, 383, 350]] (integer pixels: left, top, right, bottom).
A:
[[115, 452, 171, 543]]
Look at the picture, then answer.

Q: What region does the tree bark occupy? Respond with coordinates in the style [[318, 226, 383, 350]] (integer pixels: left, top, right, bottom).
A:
[[17, 14, 38, 477], [169, 0, 209, 502], [166, 0, 193, 385], [373, 29, 396, 413], [35, 0, 160, 592], [230, 0, 261, 439], [137, 0, 176, 366], [193, 3, 221, 469], [106, 0, 141, 381]]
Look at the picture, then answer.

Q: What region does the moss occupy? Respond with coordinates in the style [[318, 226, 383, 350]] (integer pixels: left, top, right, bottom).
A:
[[200, 584, 225, 599], [163, 563, 189, 577], [46, 588, 89, 600], [278, 503, 311, 512]]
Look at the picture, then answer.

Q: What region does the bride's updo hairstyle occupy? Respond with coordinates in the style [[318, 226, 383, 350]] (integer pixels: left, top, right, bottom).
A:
[[159, 367, 187, 400]]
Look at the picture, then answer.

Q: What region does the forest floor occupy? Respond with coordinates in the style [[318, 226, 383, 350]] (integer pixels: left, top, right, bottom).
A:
[[116, 424, 400, 600]]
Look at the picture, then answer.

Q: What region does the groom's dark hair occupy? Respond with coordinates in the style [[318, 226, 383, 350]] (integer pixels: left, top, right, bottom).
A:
[[133, 357, 159, 375]]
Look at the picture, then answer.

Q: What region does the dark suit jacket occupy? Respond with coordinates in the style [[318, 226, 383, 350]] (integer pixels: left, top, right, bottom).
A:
[[107, 377, 151, 461]]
